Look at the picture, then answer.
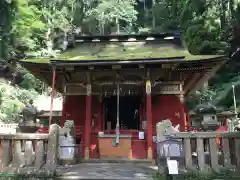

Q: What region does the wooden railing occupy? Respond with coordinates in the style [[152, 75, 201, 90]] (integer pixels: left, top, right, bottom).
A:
[[159, 132, 240, 172], [0, 124, 59, 175]]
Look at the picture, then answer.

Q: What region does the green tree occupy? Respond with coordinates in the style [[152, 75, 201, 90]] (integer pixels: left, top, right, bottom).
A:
[[2, 0, 240, 116], [0, 0, 17, 61], [0, 84, 38, 123], [12, 0, 46, 54], [86, 0, 138, 34]]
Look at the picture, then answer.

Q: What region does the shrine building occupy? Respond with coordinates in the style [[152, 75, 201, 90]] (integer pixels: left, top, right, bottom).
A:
[[21, 33, 228, 161]]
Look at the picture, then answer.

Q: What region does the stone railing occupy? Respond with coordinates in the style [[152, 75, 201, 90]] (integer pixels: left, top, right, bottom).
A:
[[158, 132, 240, 173], [0, 124, 59, 175]]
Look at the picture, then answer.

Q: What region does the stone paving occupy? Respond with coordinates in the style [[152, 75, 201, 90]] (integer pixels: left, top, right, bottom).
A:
[[57, 163, 157, 180]]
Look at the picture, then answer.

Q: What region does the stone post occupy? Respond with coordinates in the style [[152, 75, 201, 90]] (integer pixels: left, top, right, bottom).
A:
[[46, 124, 60, 173]]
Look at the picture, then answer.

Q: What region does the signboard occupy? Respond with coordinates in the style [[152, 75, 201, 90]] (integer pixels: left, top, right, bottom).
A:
[[98, 131, 104, 137], [167, 159, 179, 174], [139, 132, 144, 140], [146, 80, 151, 95]]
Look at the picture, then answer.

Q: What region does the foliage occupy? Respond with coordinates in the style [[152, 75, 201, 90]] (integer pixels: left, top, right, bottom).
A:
[[186, 87, 217, 109], [0, 0, 17, 60], [12, 0, 46, 52], [153, 170, 238, 180], [86, 0, 138, 34], [3, 0, 239, 58], [19, 73, 43, 92], [0, 173, 56, 180], [0, 83, 38, 123], [1, 0, 240, 117]]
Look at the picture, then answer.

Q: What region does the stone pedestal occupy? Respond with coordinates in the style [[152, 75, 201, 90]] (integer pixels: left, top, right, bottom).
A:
[[17, 121, 40, 166], [59, 126, 77, 164], [18, 121, 40, 133]]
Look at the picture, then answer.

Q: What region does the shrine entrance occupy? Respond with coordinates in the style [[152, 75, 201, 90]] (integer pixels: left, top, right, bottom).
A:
[[21, 33, 228, 161], [104, 95, 141, 130]]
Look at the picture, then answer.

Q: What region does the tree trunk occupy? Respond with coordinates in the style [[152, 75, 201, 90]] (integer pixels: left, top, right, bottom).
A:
[[116, 18, 120, 35], [152, 0, 156, 29]]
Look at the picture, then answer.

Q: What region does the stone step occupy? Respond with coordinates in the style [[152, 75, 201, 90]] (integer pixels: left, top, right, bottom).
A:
[[56, 162, 156, 180], [79, 158, 154, 165], [57, 176, 152, 180]]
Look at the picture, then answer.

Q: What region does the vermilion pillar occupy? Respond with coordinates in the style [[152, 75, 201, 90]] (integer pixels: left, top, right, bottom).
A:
[[84, 83, 92, 159], [146, 80, 152, 160]]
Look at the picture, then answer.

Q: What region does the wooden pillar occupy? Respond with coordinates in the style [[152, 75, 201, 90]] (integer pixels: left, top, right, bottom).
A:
[[49, 65, 56, 126], [142, 100, 146, 126], [146, 80, 152, 160], [61, 85, 67, 127], [60, 96, 66, 127], [101, 103, 104, 130], [139, 103, 142, 130], [84, 76, 92, 159], [99, 95, 104, 131], [179, 83, 187, 131]]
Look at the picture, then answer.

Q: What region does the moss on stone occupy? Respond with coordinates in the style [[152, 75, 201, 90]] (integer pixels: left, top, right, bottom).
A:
[[22, 42, 222, 64]]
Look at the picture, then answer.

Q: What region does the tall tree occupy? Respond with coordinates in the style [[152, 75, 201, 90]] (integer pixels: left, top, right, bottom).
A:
[[12, 0, 46, 55], [0, 0, 17, 61], [86, 0, 138, 34]]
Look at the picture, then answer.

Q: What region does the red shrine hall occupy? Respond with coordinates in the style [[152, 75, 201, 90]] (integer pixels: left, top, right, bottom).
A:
[[21, 33, 228, 161]]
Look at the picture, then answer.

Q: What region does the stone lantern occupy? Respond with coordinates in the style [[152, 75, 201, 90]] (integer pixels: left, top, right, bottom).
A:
[[194, 103, 220, 131], [18, 100, 44, 133]]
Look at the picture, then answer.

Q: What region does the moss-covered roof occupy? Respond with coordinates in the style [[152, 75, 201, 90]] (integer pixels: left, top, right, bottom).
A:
[[22, 42, 223, 64]]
